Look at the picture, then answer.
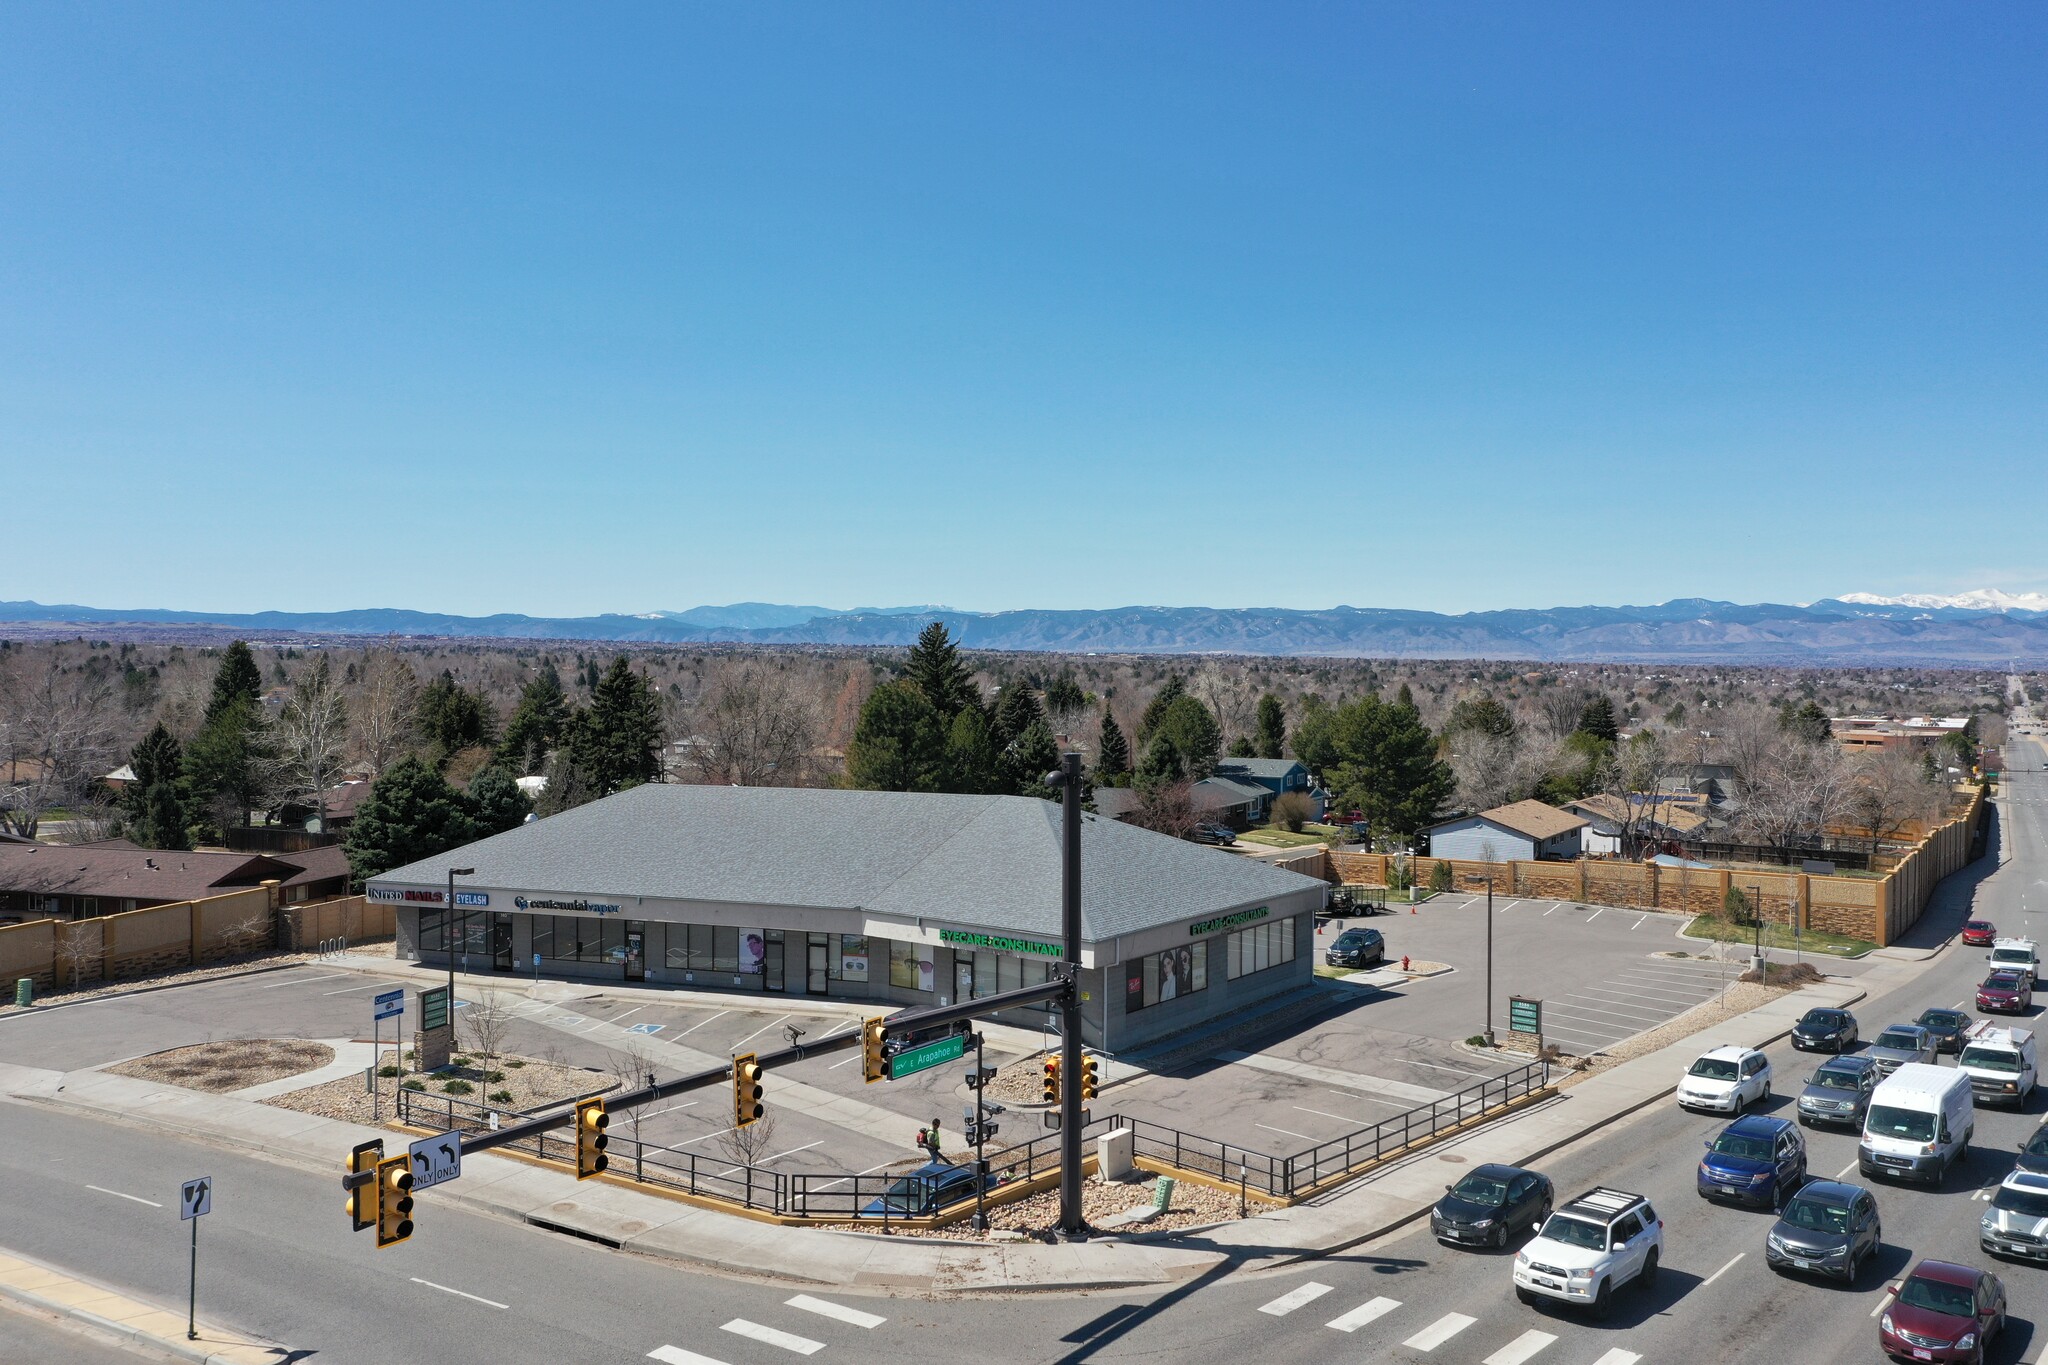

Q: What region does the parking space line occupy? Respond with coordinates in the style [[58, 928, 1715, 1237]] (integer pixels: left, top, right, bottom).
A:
[[1557, 998, 1669, 1023], [260, 972, 348, 989], [1583, 981, 1705, 1004], [1260, 1282, 1333, 1316], [1701, 1253, 1744, 1287], [730, 1013, 795, 1051], [640, 1101, 699, 1121], [1547, 1003, 1660, 1024], [1256, 1123, 1315, 1141], [1500, 900, 1522, 913], [322, 982, 382, 996], [1871, 1285, 1897, 1318], [1633, 915, 1648, 930], [761, 1140, 824, 1164], [1295, 1105, 1382, 1124], [810, 1161, 895, 1193], [1571, 986, 1691, 1010], [1587, 909, 1606, 923], [612, 1006, 647, 1023], [674, 1009, 731, 1036], [1544, 903, 1563, 915]]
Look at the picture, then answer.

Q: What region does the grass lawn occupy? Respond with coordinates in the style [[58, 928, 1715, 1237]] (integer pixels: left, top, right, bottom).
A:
[[1238, 827, 1325, 848], [1313, 964, 1360, 979], [1683, 914, 1877, 959]]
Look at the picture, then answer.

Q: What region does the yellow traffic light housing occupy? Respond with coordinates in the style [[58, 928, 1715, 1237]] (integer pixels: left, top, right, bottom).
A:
[[1079, 1055, 1099, 1101], [861, 1018, 888, 1085], [1040, 1055, 1060, 1103], [344, 1139, 383, 1232], [374, 1154, 414, 1248], [733, 1053, 765, 1128], [575, 1097, 609, 1180]]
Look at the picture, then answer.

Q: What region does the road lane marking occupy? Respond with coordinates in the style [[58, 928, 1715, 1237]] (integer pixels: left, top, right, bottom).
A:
[[640, 1101, 699, 1121], [1837, 1161, 1859, 1179], [1258, 1282, 1333, 1315], [730, 1013, 796, 1051], [1256, 1123, 1315, 1141], [1590, 1352, 1642, 1365], [649, 1349, 729, 1365], [1872, 1285, 1898, 1317], [260, 972, 347, 988], [410, 1278, 507, 1309], [674, 1009, 732, 1036], [1485, 1329, 1558, 1365], [720, 1319, 823, 1355], [1325, 1296, 1399, 1332], [1402, 1313, 1475, 1351], [786, 1295, 884, 1328], [86, 1185, 161, 1207], [1701, 1252, 1745, 1287]]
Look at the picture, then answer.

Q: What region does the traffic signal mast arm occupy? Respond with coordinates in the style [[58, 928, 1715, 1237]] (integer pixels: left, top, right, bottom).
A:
[[875, 975, 1071, 1041]]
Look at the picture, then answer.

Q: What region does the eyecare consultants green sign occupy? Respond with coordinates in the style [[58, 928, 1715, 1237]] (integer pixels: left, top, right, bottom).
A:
[[938, 929, 1064, 958], [1189, 905, 1268, 937]]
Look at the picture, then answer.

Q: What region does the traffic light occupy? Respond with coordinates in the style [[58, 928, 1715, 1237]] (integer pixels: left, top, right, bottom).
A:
[[575, 1097, 609, 1179], [861, 1017, 888, 1085], [1040, 1055, 1060, 1103], [344, 1139, 383, 1232], [1079, 1055, 1099, 1101], [374, 1154, 413, 1249], [733, 1053, 765, 1128]]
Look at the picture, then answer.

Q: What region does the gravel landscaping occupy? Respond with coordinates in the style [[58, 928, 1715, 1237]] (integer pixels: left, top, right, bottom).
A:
[[262, 1049, 617, 1127], [108, 1038, 336, 1093], [873, 1170, 1275, 1241]]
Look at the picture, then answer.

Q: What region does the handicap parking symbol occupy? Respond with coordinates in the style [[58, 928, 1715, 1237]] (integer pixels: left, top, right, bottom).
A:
[[625, 1023, 665, 1035]]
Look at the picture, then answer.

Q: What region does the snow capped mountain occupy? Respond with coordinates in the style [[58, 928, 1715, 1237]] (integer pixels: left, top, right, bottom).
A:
[[1837, 589, 2048, 613]]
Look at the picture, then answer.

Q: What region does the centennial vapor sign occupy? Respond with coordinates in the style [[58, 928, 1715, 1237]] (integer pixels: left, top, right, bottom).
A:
[[514, 895, 622, 915]]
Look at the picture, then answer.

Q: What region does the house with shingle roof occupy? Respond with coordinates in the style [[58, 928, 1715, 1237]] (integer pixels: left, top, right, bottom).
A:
[[1424, 799, 1588, 863]]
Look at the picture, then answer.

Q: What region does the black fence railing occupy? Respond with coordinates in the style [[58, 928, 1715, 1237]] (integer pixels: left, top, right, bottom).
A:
[[1282, 1059, 1550, 1194]]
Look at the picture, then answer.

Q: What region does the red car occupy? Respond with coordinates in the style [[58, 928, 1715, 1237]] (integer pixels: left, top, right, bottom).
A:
[[1880, 1260, 2006, 1364], [1963, 921, 1998, 947], [1977, 969, 2033, 1014]]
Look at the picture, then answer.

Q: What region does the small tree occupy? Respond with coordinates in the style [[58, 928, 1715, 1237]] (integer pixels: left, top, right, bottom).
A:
[[717, 1111, 779, 1169], [1254, 694, 1287, 759], [1429, 859, 1454, 893], [463, 990, 515, 1084], [1271, 790, 1314, 833]]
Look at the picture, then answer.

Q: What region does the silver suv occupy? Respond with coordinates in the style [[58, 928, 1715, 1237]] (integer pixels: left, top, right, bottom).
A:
[[1513, 1187, 1663, 1318]]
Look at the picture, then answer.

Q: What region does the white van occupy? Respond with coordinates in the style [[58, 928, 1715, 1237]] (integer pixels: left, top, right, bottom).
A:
[[1989, 938, 2040, 987], [1960, 1026, 2039, 1107], [1860, 1063, 1975, 1185]]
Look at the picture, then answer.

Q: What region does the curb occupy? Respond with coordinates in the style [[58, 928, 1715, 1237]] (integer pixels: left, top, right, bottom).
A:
[[0, 959, 309, 1020], [0, 1275, 280, 1364]]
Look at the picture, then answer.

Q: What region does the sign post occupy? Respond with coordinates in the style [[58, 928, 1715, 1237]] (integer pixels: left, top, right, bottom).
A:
[[371, 989, 404, 1118], [417, 984, 453, 1073], [180, 1176, 211, 1340], [1508, 996, 1543, 1058]]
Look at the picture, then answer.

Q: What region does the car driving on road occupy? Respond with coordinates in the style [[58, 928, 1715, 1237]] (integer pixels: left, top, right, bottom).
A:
[[1976, 969, 2032, 1014], [1678, 1046, 1772, 1114], [1878, 1259, 2006, 1365], [1431, 1163, 1553, 1249], [1798, 1055, 1880, 1129], [1792, 1007, 1859, 1052], [1512, 1187, 1662, 1318], [1698, 1115, 1806, 1211], [1917, 1008, 1973, 1055], [1767, 1179, 1882, 1282], [1963, 921, 1998, 947], [1980, 1170, 2048, 1263], [1867, 1024, 1939, 1077]]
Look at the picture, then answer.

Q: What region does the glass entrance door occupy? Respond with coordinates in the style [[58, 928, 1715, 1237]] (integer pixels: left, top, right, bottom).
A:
[[806, 934, 829, 994], [955, 957, 974, 1000], [764, 933, 786, 993], [623, 926, 645, 981], [491, 914, 514, 972]]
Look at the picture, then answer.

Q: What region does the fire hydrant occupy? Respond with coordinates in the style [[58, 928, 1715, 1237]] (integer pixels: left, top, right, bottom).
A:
[[1401, 954, 1411, 972]]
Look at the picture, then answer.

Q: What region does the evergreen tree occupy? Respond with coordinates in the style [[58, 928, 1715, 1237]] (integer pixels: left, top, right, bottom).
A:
[[1228, 736, 1257, 758], [466, 766, 533, 835], [1290, 695, 1340, 781], [942, 705, 1001, 794], [1325, 695, 1456, 838], [533, 747, 594, 817], [1255, 694, 1287, 759], [1136, 733, 1185, 788], [1137, 674, 1187, 746], [1003, 718, 1063, 799], [1445, 694, 1515, 738], [417, 671, 497, 762], [1395, 682, 1415, 709], [343, 756, 481, 885], [1576, 695, 1619, 743], [203, 641, 264, 725], [496, 662, 570, 774], [125, 722, 188, 849], [138, 780, 191, 852], [1781, 699, 1831, 745], [570, 658, 665, 796], [1094, 710, 1132, 785], [903, 621, 980, 720], [183, 697, 270, 840], [1043, 672, 1086, 717], [1154, 694, 1223, 779], [991, 682, 1045, 749], [846, 681, 946, 792]]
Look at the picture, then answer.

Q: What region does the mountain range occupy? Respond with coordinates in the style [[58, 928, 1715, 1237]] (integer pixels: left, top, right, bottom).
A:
[[3, 594, 2046, 665]]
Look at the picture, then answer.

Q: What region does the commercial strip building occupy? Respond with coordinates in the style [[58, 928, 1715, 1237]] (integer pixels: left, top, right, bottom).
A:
[[370, 784, 1327, 1051], [1830, 715, 1970, 753]]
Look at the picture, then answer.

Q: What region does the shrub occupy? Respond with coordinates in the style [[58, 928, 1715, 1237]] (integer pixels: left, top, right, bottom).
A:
[[1271, 791, 1314, 833], [1429, 860, 1454, 893], [442, 1079, 475, 1096], [489, 1090, 514, 1104], [378, 1065, 401, 1078], [1466, 1034, 1491, 1048], [485, 1070, 506, 1083], [451, 1056, 472, 1068], [1387, 859, 1412, 892], [505, 1059, 527, 1069], [1722, 886, 1753, 922], [401, 1079, 426, 1092]]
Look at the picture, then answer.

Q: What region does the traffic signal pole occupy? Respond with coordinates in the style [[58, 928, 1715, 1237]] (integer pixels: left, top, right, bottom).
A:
[[1057, 749, 1085, 1238]]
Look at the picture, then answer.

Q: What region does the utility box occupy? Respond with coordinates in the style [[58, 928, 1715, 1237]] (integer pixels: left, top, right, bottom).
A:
[[1097, 1126, 1134, 1181]]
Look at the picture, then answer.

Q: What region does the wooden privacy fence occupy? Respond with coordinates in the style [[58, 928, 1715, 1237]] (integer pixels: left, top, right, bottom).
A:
[[1324, 788, 1985, 948], [0, 888, 390, 992]]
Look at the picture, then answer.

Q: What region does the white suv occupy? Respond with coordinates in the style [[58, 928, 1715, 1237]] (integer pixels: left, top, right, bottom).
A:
[[1679, 1045, 1772, 1114], [1513, 1187, 1663, 1317]]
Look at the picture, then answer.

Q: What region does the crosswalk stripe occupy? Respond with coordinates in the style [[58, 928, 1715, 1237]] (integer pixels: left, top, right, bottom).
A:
[[1325, 1296, 1400, 1332], [1484, 1328, 1558, 1365], [649, 1349, 729, 1365], [1259, 1282, 1333, 1316], [1402, 1313, 1476, 1351], [719, 1320, 824, 1355], [786, 1294, 885, 1329], [1589, 1351, 1642, 1365]]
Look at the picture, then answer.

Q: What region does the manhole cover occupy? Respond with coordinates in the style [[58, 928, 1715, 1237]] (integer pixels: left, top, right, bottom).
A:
[[551, 1201, 578, 1213], [1437, 1154, 1467, 1164], [619, 1221, 648, 1235]]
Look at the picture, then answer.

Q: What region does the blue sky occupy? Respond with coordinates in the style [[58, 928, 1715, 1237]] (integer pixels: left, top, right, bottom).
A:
[[4, 4, 2043, 617]]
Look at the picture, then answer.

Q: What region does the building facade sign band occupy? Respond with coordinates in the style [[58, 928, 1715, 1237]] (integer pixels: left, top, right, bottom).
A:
[[1189, 905, 1268, 937], [513, 895, 622, 916], [937, 928, 1063, 958], [367, 887, 488, 907]]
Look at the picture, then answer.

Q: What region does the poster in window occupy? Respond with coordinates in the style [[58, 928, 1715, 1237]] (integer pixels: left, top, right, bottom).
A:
[[916, 945, 935, 993], [840, 936, 870, 982], [739, 930, 765, 976]]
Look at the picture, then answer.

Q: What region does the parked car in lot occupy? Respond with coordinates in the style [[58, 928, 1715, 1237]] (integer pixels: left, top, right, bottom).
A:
[[1431, 1163, 1553, 1249], [858, 1161, 999, 1218], [1698, 1115, 1807, 1211], [1798, 1055, 1881, 1129], [1792, 1007, 1860, 1052], [1959, 1027, 2038, 1107], [1867, 1024, 1940, 1077], [1512, 1187, 1662, 1318], [1980, 1170, 2048, 1263], [1324, 927, 1386, 969], [1878, 1259, 2006, 1365], [1678, 1046, 1772, 1114], [1976, 969, 2032, 1014], [1918, 1008, 1974, 1055], [1963, 921, 1999, 947], [1767, 1179, 1882, 1282]]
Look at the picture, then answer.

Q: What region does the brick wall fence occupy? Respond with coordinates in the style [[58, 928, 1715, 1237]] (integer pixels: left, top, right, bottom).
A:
[[0, 886, 392, 993], [1322, 788, 1985, 949]]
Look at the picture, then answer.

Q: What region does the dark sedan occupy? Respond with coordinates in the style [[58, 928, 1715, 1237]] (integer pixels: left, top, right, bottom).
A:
[[1431, 1163, 1552, 1249], [1792, 1008, 1860, 1052], [1918, 1008, 1974, 1055], [1767, 1180, 1883, 1282], [2017, 1120, 2048, 1176]]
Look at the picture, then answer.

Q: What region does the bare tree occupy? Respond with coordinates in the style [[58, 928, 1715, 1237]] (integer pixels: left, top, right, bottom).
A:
[[463, 989, 516, 1084], [1449, 731, 1527, 813], [53, 924, 104, 989], [1125, 780, 1202, 841], [215, 907, 275, 958], [268, 654, 350, 831], [1846, 747, 1943, 854], [683, 662, 822, 786], [717, 1110, 779, 1169], [349, 648, 418, 777], [1535, 688, 1592, 740], [0, 656, 120, 838], [1597, 730, 1676, 858], [1190, 667, 1257, 750]]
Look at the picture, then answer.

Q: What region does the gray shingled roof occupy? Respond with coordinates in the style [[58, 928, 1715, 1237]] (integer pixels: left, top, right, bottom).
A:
[[371, 785, 1324, 943], [1213, 758, 1306, 780]]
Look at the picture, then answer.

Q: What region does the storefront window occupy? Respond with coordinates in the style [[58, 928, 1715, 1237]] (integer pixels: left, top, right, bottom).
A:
[[838, 935, 871, 983], [889, 940, 934, 992], [1226, 916, 1297, 980], [1126, 942, 1208, 1012]]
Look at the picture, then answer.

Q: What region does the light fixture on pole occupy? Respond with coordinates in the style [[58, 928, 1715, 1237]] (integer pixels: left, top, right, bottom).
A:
[[1462, 872, 1497, 1046]]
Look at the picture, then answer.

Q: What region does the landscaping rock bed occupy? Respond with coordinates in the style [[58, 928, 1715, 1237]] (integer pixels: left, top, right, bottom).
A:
[[262, 1050, 617, 1126], [108, 1038, 335, 1093]]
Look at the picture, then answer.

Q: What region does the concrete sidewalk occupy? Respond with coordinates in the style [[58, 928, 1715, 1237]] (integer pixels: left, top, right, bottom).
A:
[[0, 1245, 283, 1364], [0, 950, 1915, 1294]]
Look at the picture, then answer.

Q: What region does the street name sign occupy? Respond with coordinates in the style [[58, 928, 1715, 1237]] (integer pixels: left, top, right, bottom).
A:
[[889, 1034, 966, 1079]]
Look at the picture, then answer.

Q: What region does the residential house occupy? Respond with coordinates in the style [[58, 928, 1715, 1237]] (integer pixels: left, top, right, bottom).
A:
[[0, 840, 352, 925], [1562, 793, 1711, 858], [1425, 800, 1588, 863]]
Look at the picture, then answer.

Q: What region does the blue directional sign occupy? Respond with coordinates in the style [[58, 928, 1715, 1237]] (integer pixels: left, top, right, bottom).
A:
[[372, 989, 405, 1022]]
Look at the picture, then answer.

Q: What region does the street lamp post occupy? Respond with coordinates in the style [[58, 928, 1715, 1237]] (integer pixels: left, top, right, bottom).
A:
[[446, 867, 476, 1003], [1750, 882, 1765, 977], [1463, 873, 1496, 1046]]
